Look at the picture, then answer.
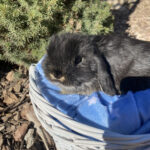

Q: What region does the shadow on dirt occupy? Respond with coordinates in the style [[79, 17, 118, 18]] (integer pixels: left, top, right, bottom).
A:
[[112, 0, 140, 34], [0, 61, 18, 80]]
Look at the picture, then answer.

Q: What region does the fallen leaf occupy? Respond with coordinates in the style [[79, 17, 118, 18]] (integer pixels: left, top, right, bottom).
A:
[[10, 125, 16, 132], [8, 87, 13, 92], [24, 128, 35, 149], [0, 106, 4, 111], [3, 93, 19, 105], [76, 21, 82, 31], [13, 112, 20, 121], [0, 133, 3, 147], [2, 145, 10, 150], [21, 103, 41, 127], [9, 120, 18, 126], [6, 124, 16, 133], [13, 84, 21, 93], [69, 18, 74, 26], [13, 123, 29, 141], [1, 113, 12, 122], [1, 81, 6, 87], [6, 71, 14, 82], [0, 125, 5, 131], [2, 90, 7, 97]]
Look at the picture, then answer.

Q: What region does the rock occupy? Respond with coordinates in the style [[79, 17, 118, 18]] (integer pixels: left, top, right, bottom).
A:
[[24, 128, 35, 149], [6, 71, 14, 82], [13, 123, 29, 141]]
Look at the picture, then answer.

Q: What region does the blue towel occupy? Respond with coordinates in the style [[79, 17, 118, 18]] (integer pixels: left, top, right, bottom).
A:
[[35, 57, 150, 135]]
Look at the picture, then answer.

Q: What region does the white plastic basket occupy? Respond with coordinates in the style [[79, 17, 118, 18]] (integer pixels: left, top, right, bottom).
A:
[[29, 64, 150, 150]]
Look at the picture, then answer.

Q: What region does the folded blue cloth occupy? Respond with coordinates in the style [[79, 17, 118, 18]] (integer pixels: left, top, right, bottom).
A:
[[35, 57, 150, 135]]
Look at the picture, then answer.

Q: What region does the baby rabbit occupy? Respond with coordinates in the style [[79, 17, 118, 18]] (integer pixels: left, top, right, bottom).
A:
[[42, 33, 150, 95]]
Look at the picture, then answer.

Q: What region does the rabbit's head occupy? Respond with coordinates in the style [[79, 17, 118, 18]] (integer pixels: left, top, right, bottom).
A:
[[42, 33, 101, 95]]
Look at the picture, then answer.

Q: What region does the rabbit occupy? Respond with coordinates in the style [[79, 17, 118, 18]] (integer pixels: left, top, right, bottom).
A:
[[42, 33, 150, 95]]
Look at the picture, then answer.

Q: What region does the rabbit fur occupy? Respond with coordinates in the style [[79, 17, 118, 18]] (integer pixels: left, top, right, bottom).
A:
[[42, 33, 150, 95]]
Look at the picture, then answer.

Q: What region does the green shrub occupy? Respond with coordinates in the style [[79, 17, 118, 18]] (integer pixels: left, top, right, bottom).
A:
[[0, 0, 64, 66], [0, 0, 114, 67], [63, 0, 114, 34]]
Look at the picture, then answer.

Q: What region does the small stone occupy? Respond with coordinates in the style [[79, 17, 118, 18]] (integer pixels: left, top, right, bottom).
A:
[[24, 128, 35, 149], [6, 71, 14, 82]]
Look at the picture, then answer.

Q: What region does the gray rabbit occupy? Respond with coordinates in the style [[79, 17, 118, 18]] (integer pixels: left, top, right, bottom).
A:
[[42, 33, 150, 95]]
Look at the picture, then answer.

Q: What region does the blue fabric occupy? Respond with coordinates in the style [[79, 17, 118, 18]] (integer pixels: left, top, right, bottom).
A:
[[35, 57, 150, 135]]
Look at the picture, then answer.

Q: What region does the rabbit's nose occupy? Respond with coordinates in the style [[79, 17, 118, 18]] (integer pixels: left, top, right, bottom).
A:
[[50, 70, 65, 82]]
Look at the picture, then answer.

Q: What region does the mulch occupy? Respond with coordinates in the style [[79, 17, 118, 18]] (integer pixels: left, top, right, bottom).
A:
[[0, 61, 55, 150]]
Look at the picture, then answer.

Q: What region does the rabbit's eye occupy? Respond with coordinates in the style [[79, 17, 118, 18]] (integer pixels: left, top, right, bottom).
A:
[[74, 56, 82, 65], [53, 70, 62, 78]]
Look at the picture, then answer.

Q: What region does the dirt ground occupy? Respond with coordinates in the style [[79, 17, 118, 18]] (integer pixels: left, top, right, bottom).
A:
[[0, 0, 149, 149], [0, 61, 56, 150]]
